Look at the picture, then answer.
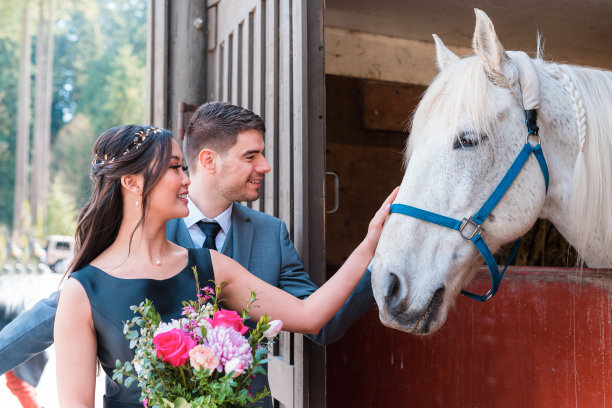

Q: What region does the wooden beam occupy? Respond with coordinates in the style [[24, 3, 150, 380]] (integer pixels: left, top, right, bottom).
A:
[[325, 27, 470, 85], [167, 0, 207, 131]]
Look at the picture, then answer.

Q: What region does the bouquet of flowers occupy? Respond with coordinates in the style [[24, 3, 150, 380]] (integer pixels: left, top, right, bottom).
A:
[[113, 267, 283, 408]]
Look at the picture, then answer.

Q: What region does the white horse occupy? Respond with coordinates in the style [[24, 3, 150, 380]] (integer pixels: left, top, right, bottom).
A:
[[372, 9, 612, 335]]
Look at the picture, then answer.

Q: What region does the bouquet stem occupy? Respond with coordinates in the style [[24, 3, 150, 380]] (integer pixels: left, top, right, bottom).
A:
[[179, 366, 188, 390]]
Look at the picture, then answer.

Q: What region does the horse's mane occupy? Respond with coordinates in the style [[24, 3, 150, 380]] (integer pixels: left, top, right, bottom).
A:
[[407, 56, 503, 161], [539, 61, 612, 265]]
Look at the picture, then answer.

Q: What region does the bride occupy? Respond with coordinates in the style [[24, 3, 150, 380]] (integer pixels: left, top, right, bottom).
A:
[[55, 125, 397, 407]]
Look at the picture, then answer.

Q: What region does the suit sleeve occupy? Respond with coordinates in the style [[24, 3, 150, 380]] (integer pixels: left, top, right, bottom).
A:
[[0, 292, 57, 375], [276, 220, 374, 346]]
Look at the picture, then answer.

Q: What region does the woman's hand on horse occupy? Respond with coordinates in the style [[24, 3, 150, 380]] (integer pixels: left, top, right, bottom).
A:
[[364, 186, 400, 254]]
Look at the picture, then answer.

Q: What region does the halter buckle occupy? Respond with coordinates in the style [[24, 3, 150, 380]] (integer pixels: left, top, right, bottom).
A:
[[525, 133, 541, 146], [459, 217, 482, 240]]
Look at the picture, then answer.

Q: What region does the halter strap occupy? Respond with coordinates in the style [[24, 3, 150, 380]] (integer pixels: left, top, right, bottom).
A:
[[390, 122, 549, 302]]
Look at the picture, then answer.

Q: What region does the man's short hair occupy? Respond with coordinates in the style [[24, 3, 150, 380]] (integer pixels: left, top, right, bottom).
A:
[[183, 102, 265, 169]]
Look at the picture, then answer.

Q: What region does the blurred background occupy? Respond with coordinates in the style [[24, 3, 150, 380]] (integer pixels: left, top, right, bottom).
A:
[[0, 1, 147, 406]]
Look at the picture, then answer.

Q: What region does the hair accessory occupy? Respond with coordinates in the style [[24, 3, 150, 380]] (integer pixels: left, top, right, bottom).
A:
[[92, 126, 163, 166]]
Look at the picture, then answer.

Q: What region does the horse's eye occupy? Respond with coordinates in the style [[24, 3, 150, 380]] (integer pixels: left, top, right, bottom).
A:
[[453, 132, 481, 149]]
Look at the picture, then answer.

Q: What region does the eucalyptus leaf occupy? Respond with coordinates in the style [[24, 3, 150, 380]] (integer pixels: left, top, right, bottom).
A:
[[173, 397, 192, 408]]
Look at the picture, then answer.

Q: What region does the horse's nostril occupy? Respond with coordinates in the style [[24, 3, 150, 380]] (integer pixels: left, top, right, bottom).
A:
[[383, 272, 401, 307]]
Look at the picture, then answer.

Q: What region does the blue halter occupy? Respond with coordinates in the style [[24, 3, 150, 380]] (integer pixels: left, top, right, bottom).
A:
[[390, 111, 549, 302]]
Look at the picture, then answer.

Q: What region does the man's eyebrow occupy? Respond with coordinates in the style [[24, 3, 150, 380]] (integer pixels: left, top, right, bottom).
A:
[[241, 149, 261, 156]]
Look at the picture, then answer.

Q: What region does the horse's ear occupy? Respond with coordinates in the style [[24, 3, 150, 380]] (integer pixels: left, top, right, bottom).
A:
[[472, 9, 508, 74], [433, 34, 460, 71]]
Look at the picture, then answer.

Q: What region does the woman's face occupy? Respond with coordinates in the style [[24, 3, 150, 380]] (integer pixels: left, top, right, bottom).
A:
[[148, 139, 191, 221]]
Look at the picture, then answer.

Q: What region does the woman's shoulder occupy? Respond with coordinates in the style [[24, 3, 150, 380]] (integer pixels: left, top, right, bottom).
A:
[[69, 263, 98, 281], [58, 274, 92, 317]]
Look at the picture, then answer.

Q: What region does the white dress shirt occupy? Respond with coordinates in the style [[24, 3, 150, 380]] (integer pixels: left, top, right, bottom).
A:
[[183, 198, 233, 250]]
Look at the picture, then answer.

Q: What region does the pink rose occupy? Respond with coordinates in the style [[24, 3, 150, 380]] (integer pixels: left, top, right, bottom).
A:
[[153, 328, 196, 367], [189, 345, 220, 373], [224, 358, 245, 378], [263, 320, 283, 339], [206, 309, 248, 335]]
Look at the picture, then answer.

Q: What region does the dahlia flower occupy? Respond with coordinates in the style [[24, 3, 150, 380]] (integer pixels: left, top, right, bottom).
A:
[[203, 326, 253, 372]]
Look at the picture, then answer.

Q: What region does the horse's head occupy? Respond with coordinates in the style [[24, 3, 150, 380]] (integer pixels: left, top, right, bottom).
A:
[[372, 10, 548, 334]]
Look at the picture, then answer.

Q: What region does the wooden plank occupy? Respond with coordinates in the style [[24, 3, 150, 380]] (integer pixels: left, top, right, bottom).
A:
[[251, 2, 264, 117], [241, 13, 252, 110], [325, 27, 470, 85], [215, 0, 258, 42], [264, 0, 278, 217], [280, 331, 294, 408], [291, 0, 306, 258], [306, 2, 327, 406], [167, 1, 207, 131], [222, 34, 230, 102], [152, 0, 168, 126], [362, 81, 424, 132], [277, 0, 292, 232], [206, 3, 218, 100], [216, 41, 224, 101], [268, 354, 295, 405], [207, 2, 217, 51], [231, 22, 240, 105], [292, 332, 305, 408], [289, 2, 309, 406], [251, 2, 263, 212]]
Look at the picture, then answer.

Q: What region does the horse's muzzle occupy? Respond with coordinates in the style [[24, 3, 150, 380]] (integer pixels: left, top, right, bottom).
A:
[[379, 280, 446, 335]]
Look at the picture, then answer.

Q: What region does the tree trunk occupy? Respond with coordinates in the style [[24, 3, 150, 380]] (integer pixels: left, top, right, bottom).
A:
[[32, 0, 55, 234], [14, 0, 31, 238], [32, 0, 46, 231], [42, 0, 55, 229]]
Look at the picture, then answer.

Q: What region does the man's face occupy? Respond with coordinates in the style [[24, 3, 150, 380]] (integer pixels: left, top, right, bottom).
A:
[[215, 129, 270, 202]]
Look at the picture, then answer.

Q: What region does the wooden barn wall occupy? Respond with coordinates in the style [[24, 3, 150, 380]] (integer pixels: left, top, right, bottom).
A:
[[205, 1, 327, 406], [326, 267, 611, 407], [324, 74, 610, 407]]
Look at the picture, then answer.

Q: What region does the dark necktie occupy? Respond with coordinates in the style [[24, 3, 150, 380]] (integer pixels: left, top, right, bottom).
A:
[[197, 221, 222, 251]]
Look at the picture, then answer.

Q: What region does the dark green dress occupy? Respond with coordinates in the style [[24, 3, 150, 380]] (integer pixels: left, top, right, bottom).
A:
[[71, 248, 214, 408]]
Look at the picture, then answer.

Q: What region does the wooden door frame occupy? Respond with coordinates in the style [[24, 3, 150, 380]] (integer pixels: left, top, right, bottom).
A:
[[148, 1, 327, 406]]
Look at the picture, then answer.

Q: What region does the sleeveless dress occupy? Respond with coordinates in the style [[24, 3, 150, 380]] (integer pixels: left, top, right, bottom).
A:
[[71, 248, 215, 408]]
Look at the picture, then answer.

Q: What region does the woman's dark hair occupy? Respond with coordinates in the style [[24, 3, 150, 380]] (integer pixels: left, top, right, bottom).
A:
[[68, 125, 173, 273]]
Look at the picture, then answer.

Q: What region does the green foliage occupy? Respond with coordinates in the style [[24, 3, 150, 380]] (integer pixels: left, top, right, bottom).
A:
[[45, 174, 78, 236], [51, 113, 96, 205], [0, 34, 20, 227], [0, 0, 147, 233]]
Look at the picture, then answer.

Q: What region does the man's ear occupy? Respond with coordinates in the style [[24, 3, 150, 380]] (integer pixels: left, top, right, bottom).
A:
[[121, 174, 143, 197], [199, 149, 217, 174]]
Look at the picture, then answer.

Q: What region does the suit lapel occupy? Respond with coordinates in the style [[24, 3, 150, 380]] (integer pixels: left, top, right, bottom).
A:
[[175, 218, 196, 248], [231, 203, 253, 269]]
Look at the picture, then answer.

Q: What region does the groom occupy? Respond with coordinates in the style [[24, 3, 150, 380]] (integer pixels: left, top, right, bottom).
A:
[[0, 102, 375, 405]]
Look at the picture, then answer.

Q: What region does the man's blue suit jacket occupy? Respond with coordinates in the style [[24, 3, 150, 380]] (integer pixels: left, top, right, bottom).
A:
[[0, 202, 374, 383]]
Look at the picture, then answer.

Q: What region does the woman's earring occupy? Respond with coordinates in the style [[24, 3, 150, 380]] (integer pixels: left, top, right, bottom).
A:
[[135, 200, 139, 206]]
